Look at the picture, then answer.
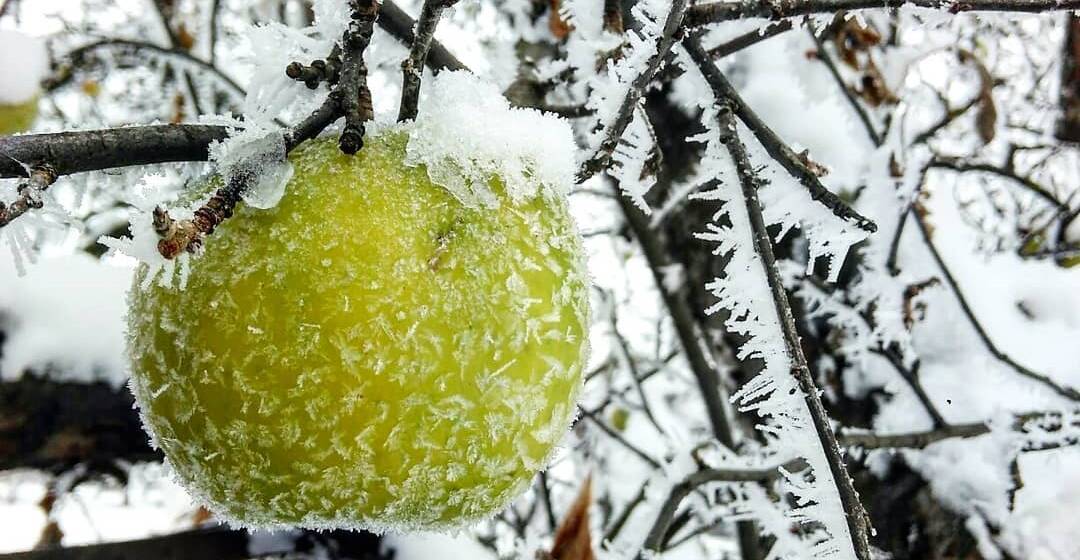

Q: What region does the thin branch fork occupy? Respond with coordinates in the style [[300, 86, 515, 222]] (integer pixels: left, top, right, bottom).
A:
[[686, 36, 874, 560], [685, 0, 1080, 27], [641, 462, 795, 554], [398, 0, 459, 122], [685, 43, 878, 233], [576, 0, 690, 184]]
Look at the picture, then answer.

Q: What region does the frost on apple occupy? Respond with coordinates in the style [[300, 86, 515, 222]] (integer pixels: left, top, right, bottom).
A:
[[125, 129, 591, 532]]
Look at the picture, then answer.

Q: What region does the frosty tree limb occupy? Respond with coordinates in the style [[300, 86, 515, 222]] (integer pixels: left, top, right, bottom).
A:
[[687, 36, 874, 560], [685, 0, 1080, 27], [685, 45, 879, 233], [576, 0, 690, 183], [155, 0, 381, 258], [839, 409, 1080, 450], [398, 0, 459, 122], [928, 158, 1066, 210]]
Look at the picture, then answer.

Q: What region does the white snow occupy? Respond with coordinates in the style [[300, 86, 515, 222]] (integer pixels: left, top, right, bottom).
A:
[[402, 70, 577, 208], [0, 29, 48, 105], [0, 252, 131, 385]]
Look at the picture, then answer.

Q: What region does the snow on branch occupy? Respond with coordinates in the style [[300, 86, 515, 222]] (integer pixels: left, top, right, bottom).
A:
[[686, 36, 873, 560], [685, 0, 1080, 27]]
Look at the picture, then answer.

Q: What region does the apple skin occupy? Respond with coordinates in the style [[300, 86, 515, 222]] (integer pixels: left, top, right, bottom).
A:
[[126, 130, 590, 532], [0, 97, 38, 135]]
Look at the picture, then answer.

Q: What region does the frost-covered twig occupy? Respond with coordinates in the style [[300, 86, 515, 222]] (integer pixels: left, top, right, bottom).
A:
[[839, 409, 1080, 450], [379, 0, 467, 72], [689, 36, 873, 559], [398, 0, 459, 122], [0, 165, 57, 229], [686, 46, 878, 233], [576, 0, 689, 183], [0, 125, 229, 179], [641, 463, 796, 554], [685, 0, 1080, 27], [910, 209, 1080, 401]]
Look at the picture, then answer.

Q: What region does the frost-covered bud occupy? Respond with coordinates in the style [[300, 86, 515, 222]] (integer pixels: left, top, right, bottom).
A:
[[126, 130, 590, 532], [0, 29, 48, 135]]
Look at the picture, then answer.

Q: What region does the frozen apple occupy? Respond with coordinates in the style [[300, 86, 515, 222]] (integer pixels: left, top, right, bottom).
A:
[[126, 129, 590, 531]]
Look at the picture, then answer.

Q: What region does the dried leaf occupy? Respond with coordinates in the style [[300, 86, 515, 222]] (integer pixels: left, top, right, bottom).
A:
[[796, 149, 830, 177], [547, 475, 594, 560], [176, 23, 196, 51], [548, 0, 572, 40], [192, 505, 214, 525]]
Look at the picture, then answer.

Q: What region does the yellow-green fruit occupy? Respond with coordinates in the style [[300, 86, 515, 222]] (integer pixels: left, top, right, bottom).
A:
[[0, 97, 37, 135], [127, 132, 590, 531]]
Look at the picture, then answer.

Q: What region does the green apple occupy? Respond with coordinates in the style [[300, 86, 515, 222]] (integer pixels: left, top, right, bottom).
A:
[[126, 130, 590, 531], [0, 96, 37, 135]]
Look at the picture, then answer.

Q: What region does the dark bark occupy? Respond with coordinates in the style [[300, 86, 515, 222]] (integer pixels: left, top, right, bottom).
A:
[[1056, 15, 1080, 141]]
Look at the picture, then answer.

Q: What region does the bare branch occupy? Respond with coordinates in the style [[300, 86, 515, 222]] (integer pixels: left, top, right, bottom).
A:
[[398, 0, 459, 122], [909, 208, 1080, 401], [0, 165, 57, 229], [686, 0, 1080, 27], [840, 409, 1080, 450], [807, 24, 883, 146], [0, 125, 229, 179]]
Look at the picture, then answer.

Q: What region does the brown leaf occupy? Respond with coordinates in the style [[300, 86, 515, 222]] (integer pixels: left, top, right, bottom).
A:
[[192, 505, 214, 525], [547, 475, 594, 560], [796, 149, 830, 178], [548, 0, 572, 40], [176, 23, 196, 51]]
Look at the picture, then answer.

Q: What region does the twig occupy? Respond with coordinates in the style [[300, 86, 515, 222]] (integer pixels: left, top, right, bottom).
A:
[[398, 0, 459, 122], [807, 24, 883, 146], [337, 0, 380, 155], [839, 409, 1080, 450], [44, 39, 246, 99], [909, 208, 1080, 401], [0, 165, 57, 229], [686, 43, 878, 233], [286, 45, 343, 89], [576, 0, 689, 183], [150, 0, 205, 117], [687, 36, 874, 560], [378, 0, 467, 72], [686, 0, 1080, 27], [928, 158, 1066, 210], [640, 464, 792, 554]]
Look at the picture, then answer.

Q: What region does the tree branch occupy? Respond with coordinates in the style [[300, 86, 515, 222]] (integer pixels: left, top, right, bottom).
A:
[[909, 208, 1080, 401], [685, 45, 878, 233], [686, 0, 1080, 27], [0, 125, 229, 179], [576, 0, 690, 183], [686, 36, 874, 560]]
